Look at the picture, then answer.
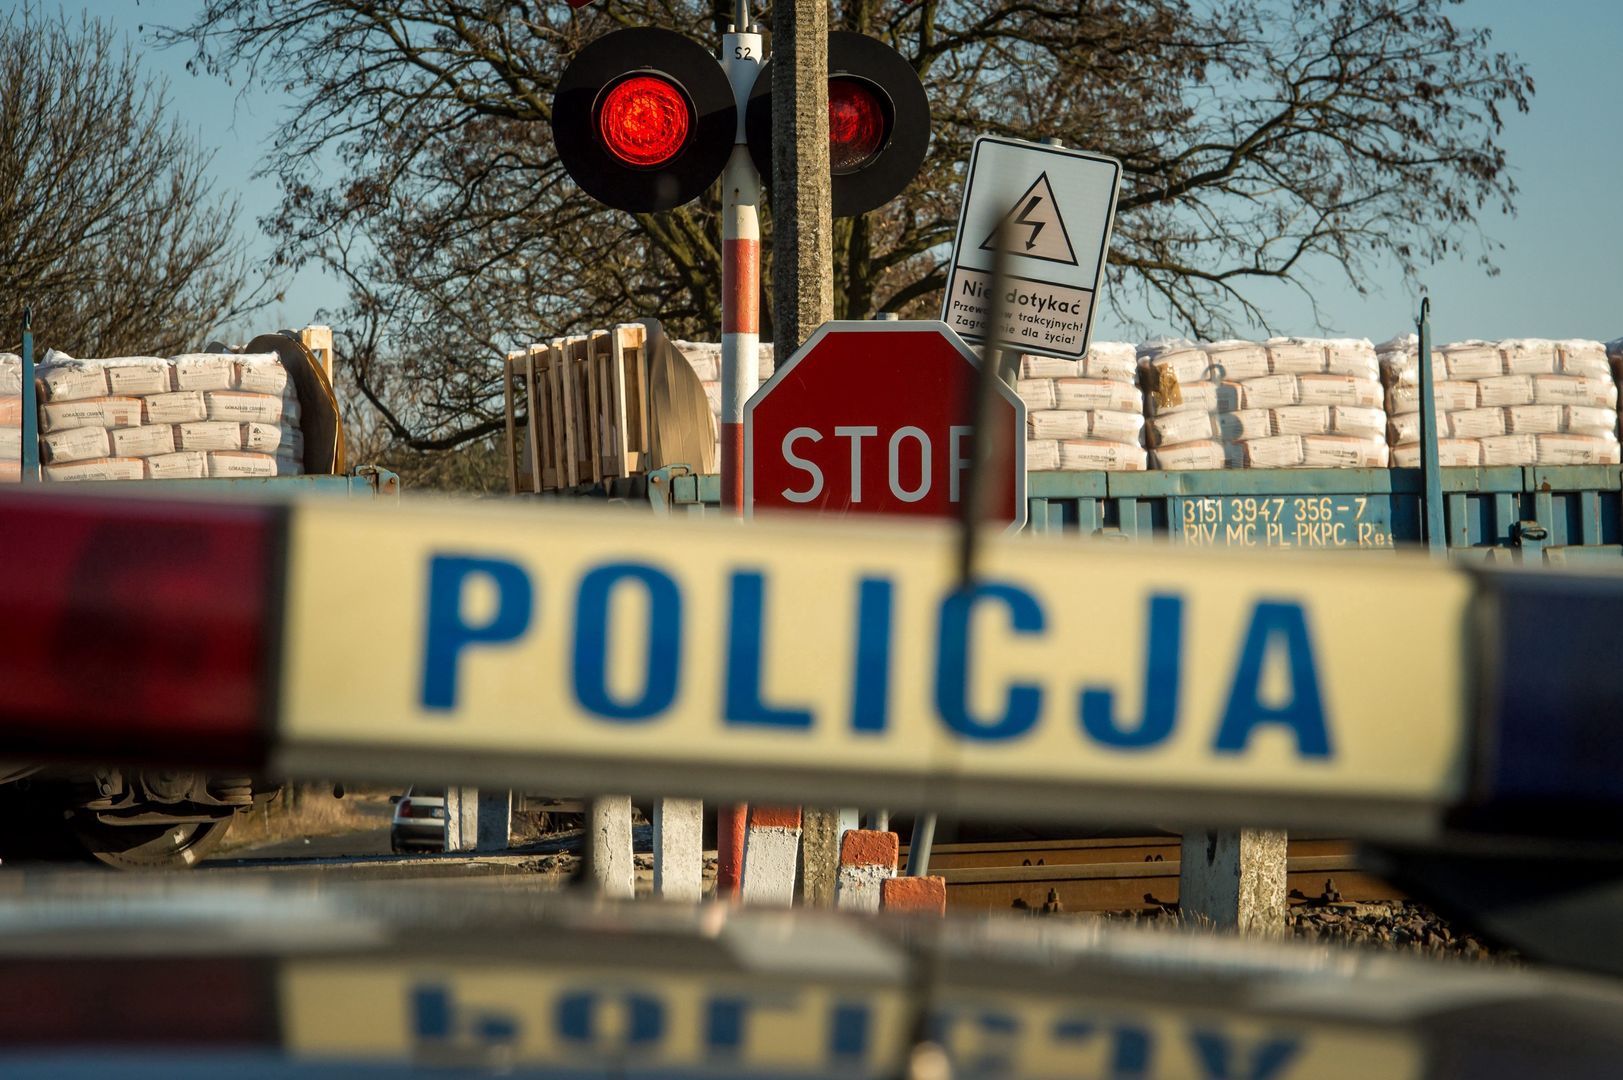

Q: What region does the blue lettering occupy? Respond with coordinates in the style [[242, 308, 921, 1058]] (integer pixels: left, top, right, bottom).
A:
[[1214, 602, 1331, 757], [573, 562, 681, 720], [557, 990, 664, 1051], [706, 999, 744, 1054], [830, 1002, 870, 1060], [929, 1008, 1021, 1074], [851, 578, 894, 733], [704, 994, 801, 1056], [1081, 594, 1183, 748], [410, 983, 517, 1049], [412, 985, 452, 1040], [477, 1016, 518, 1042], [1052, 1018, 1095, 1047], [420, 555, 533, 710], [936, 583, 1045, 741], [1192, 1030, 1301, 1079], [725, 572, 814, 728], [1113, 1025, 1152, 1078]]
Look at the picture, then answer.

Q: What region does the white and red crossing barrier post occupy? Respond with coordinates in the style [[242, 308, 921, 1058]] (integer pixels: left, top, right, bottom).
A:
[[739, 805, 802, 906], [835, 829, 899, 912], [714, 6, 764, 902]]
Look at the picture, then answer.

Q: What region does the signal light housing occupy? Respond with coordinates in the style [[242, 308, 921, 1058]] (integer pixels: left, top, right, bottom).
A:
[[746, 32, 931, 217], [552, 29, 737, 214], [553, 30, 929, 218]]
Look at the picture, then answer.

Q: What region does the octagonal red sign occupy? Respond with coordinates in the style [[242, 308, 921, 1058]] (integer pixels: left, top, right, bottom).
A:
[[745, 321, 1026, 530]]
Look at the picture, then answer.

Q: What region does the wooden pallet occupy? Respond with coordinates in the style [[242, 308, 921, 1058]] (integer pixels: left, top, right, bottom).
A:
[[502, 321, 660, 492]]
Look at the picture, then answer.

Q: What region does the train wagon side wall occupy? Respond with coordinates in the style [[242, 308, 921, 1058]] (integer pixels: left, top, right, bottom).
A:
[[645, 465, 1623, 563]]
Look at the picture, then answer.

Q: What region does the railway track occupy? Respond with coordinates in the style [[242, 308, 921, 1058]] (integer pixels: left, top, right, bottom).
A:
[[907, 837, 1402, 914]]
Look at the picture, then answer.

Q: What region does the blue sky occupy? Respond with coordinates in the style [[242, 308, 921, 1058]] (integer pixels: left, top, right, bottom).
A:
[[55, 1, 1623, 347]]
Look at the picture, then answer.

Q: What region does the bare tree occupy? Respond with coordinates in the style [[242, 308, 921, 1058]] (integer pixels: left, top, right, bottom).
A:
[[160, 0, 1530, 474], [0, 6, 260, 356]]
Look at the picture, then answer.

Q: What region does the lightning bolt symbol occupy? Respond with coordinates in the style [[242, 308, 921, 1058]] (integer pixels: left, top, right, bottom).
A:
[[1013, 195, 1045, 250]]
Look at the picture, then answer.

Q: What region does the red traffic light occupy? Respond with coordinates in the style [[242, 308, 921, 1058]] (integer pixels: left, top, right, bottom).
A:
[[828, 77, 886, 174], [552, 29, 737, 214], [746, 32, 931, 217], [598, 75, 692, 168]]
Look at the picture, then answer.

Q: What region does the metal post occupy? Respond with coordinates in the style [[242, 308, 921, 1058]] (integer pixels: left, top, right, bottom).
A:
[[716, 8, 764, 900], [1417, 298, 1446, 558], [20, 307, 38, 484], [903, 813, 936, 877]]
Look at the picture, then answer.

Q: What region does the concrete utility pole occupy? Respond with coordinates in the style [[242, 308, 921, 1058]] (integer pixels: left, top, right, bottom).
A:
[[771, 0, 840, 903], [1179, 829, 1288, 936], [771, 0, 833, 351]]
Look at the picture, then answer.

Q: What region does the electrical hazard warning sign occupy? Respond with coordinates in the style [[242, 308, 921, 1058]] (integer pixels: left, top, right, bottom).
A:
[[978, 173, 1077, 265], [943, 136, 1121, 360]]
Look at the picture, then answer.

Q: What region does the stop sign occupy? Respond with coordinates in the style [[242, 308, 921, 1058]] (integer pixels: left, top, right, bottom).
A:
[[745, 321, 1026, 529]]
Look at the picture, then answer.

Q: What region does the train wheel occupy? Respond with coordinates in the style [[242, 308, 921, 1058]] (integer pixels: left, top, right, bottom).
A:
[[70, 817, 232, 870]]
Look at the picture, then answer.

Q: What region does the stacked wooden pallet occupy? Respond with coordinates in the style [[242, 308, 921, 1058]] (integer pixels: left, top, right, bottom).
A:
[[503, 323, 651, 493]]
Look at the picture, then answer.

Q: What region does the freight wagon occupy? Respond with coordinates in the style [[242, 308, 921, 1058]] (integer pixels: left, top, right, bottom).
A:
[[628, 314, 1623, 564], [2, 314, 398, 867]]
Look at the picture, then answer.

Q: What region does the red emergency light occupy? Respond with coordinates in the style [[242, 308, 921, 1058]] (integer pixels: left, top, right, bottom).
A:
[[0, 494, 277, 770]]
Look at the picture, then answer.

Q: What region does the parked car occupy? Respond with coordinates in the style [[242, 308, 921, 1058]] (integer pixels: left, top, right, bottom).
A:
[[389, 787, 446, 853]]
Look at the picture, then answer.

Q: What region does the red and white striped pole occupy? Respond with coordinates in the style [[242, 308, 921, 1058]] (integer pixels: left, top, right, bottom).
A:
[[716, 8, 763, 900]]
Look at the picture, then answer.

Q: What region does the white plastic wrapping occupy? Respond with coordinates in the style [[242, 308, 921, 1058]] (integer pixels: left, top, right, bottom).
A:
[[0, 352, 20, 397], [1378, 336, 1621, 468], [0, 354, 16, 483], [1020, 342, 1144, 470], [25, 350, 305, 479], [1145, 337, 1386, 469]]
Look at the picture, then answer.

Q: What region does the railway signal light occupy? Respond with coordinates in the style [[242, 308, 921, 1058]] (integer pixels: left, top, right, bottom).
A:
[[553, 29, 930, 217], [551, 28, 738, 214], [746, 32, 931, 217]]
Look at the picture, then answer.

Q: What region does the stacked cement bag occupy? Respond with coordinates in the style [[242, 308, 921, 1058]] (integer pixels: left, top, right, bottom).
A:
[[1, 353, 18, 483], [1016, 342, 1146, 470], [1610, 338, 1623, 412], [1141, 338, 1388, 470], [33, 350, 304, 481], [1379, 336, 1620, 467]]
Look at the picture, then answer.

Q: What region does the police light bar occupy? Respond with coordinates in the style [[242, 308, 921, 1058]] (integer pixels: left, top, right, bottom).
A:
[[0, 493, 277, 770], [551, 28, 738, 214], [0, 489, 1620, 850], [745, 32, 932, 217]]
